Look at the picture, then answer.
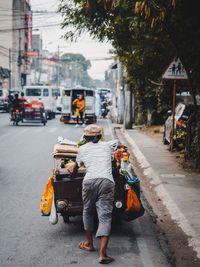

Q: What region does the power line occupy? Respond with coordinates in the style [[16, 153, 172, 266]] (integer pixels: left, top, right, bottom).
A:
[[0, 23, 61, 33]]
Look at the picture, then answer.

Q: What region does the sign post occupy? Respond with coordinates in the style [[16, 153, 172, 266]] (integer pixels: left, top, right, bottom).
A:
[[162, 57, 188, 150]]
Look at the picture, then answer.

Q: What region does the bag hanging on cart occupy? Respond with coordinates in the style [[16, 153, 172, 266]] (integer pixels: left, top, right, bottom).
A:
[[125, 185, 141, 212], [49, 193, 58, 225], [40, 175, 54, 216], [120, 176, 145, 221]]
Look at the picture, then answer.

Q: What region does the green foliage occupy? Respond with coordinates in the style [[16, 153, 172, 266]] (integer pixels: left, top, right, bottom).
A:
[[59, 0, 175, 120], [173, 128, 187, 150], [60, 52, 92, 86], [59, 0, 200, 164]]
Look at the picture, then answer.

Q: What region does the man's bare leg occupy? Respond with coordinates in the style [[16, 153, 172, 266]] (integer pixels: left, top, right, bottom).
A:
[[79, 231, 95, 251], [99, 236, 114, 264]]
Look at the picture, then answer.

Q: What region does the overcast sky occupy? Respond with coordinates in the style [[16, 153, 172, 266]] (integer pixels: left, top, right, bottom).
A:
[[30, 0, 113, 80]]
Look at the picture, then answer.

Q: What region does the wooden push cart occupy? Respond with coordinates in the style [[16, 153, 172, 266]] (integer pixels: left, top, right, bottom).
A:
[[52, 143, 127, 223]]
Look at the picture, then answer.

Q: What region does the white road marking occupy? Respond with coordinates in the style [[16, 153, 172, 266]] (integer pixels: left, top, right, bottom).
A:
[[123, 129, 200, 259], [34, 128, 43, 133], [0, 128, 28, 139], [19, 129, 28, 134], [0, 133, 11, 139], [160, 174, 186, 178], [49, 127, 57, 133]]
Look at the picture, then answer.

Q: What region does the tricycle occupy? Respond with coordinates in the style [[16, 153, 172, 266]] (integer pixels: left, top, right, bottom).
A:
[[10, 100, 47, 126]]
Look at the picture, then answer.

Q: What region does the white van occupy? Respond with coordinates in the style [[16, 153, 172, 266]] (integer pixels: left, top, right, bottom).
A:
[[61, 87, 96, 124], [51, 86, 64, 114], [23, 85, 56, 119]]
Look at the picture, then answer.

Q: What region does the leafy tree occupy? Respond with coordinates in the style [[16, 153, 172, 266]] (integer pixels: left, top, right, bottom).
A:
[[59, 0, 174, 121], [59, 0, 200, 164], [61, 53, 92, 86]]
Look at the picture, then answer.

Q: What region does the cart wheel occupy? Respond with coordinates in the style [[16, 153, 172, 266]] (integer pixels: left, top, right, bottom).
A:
[[63, 214, 70, 223]]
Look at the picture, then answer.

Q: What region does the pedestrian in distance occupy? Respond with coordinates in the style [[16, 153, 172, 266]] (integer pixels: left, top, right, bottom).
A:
[[68, 124, 115, 264], [72, 94, 85, 127]]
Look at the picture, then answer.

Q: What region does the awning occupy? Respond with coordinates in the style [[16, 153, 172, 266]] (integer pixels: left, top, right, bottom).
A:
[[0, 67, 10, 78]]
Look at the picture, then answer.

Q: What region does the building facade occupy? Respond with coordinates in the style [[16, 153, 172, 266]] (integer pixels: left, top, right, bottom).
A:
[[0, 0, 32, 89]]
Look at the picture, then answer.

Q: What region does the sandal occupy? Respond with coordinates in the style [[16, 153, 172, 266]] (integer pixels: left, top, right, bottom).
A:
[[78, 242, 95, 252], [99, 257, 114, 264]]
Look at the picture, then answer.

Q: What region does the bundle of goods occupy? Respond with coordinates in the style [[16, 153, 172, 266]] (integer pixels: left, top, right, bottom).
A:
[[113, 144, 130, 169], [53, 144, 78, 159]]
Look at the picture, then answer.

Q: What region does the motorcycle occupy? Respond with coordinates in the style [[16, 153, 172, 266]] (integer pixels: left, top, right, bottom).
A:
[[10, 108, 23, 126], [101, 100, 109, 118]]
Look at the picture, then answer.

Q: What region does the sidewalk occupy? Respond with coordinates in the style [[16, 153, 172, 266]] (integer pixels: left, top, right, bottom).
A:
[[117, 126, 200, 265]]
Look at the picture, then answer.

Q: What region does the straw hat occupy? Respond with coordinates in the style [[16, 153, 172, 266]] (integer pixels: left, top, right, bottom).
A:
[[83, 124, 103, 136]]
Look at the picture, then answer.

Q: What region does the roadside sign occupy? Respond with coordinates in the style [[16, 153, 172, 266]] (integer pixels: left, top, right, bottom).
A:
[[162, 57, 188, 151], [27, 51, 38, 59], [162, 58, 188, 80]]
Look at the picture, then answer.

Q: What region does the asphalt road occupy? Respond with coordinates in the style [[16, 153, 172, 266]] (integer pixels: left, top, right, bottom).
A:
[[0, 113, 172, 267]]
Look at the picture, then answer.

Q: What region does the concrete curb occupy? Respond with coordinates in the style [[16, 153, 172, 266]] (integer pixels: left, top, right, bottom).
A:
[[121, 128, 200, 259]]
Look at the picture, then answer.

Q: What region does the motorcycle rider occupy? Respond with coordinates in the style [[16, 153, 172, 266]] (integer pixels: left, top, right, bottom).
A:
[[11, 94, 22, 111], [101, 97, 109, 118], [10, 94, 22, 122]]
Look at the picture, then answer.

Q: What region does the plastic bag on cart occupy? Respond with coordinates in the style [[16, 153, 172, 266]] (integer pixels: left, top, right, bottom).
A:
[[125, 185, 141, 212], [40, 175, 54, 216], [119, 176, 145, 221], [57, 136, 76, 146], [49, 193, 58, 225]]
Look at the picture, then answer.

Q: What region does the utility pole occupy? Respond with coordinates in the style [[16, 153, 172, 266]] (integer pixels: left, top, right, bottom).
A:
[[57, 45, 60, 86], [18, 28, 22, 89], [117, 60, 124, 124], [123, 83, 133, 129], [17, 0, 23, 90], [9, 48, 12, 89]]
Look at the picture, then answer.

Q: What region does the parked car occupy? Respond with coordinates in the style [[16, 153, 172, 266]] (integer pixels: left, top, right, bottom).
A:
[[0, 88, 9, 112], [163, 102, 195, 144]]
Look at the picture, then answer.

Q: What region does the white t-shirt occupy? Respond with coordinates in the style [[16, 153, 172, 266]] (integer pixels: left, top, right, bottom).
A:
[[76, 141, 114, 183]]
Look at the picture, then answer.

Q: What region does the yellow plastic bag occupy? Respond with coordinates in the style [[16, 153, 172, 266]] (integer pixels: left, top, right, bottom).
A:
[[40, 175, 54, 216]]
